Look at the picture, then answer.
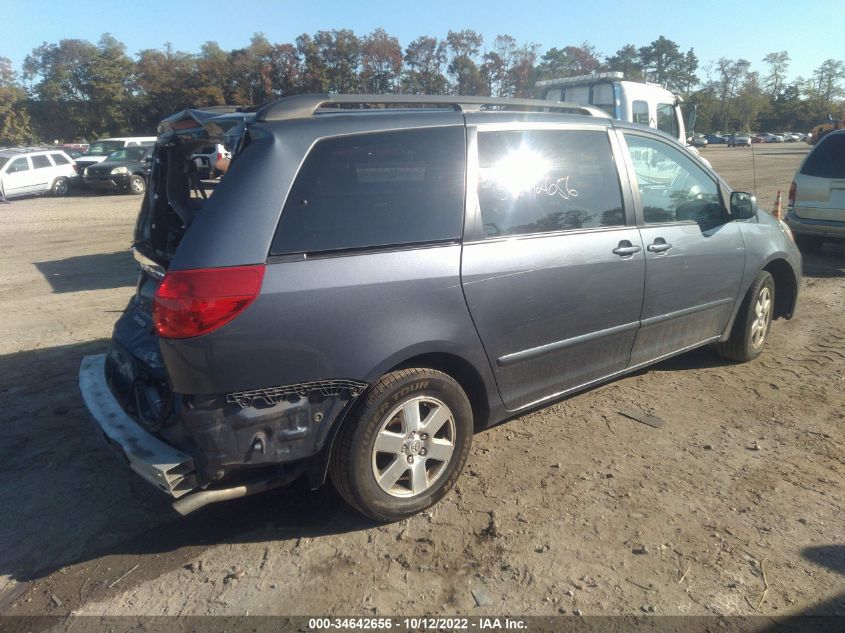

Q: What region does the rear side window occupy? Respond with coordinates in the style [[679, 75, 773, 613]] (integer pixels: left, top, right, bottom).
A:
[[272, 127, 466, 255], [801, 134, 845, 179], [51, 153, 70, 165], [477, 129, 625, 237], [32, 155, 52, 169]]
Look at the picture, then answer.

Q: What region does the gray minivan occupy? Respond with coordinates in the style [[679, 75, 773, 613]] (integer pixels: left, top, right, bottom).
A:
[[79, 95, 801, 521], [785, 129, 845, 252]]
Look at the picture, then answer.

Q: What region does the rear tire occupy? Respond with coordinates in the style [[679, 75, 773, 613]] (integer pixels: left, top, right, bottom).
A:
[[716, 271, 775, 363], [795, 234, 823, 253], [51, 177, 69, 196], [330, 368, 473, 522], [127, 175, 146, 195]]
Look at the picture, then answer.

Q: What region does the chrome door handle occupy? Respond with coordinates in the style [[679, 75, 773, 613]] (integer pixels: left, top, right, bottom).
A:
[[647, 239, 672, 253], [612, 241, 642, 257]]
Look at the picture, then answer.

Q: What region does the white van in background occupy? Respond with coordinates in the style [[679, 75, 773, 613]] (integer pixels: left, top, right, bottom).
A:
[[536, 72, 692, 147]]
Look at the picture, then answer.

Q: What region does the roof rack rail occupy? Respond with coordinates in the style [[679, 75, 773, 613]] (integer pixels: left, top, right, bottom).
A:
[[256, 93, 608, 122]]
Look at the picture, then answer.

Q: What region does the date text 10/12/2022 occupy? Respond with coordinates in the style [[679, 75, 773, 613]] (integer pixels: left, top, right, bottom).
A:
[[307, 617, 528, 630]]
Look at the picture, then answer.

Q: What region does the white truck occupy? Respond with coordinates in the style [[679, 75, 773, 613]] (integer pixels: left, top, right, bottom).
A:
[[536, 71, 694, 147]]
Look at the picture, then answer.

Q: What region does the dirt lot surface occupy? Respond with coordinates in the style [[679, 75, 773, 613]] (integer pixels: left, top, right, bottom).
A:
[[1, 145, 843, 622]]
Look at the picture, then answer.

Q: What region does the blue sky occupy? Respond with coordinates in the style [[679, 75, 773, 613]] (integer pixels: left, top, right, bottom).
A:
[[2, 0, 842, 83]]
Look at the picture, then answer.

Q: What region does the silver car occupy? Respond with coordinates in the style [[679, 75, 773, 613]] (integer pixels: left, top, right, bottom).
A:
[[785, 129, 845, 251]]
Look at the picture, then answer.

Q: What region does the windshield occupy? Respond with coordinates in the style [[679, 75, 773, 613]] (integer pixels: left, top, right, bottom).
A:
[[107, 148, 147, 162], [87, 141, 125, 156]]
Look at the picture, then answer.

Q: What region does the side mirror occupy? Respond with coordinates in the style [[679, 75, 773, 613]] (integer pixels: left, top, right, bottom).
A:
[[730, 191, 757, 219]]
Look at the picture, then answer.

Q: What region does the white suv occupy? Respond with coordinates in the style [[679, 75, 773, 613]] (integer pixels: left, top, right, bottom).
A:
[[0, 147, 77, 199]]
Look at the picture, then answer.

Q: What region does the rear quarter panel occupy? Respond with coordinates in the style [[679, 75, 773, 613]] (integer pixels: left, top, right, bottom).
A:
[[159, 245, 500, 408]]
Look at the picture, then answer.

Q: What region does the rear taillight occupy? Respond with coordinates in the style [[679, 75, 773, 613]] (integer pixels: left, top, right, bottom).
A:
[[153, 265, 265, 339], [788, 181, 796, 207]]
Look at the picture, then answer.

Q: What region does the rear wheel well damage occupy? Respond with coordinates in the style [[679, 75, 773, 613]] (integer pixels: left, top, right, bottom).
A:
[[309, 351, 491, 489], [763, 258, 799, 319]]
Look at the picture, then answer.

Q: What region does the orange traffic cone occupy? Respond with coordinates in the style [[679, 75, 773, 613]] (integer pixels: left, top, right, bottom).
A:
[[772, 190, 782, 220]]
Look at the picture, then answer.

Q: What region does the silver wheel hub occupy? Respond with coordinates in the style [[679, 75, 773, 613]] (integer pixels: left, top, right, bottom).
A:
[[371, 395, 456, 498], [750, 286, 772, 349]]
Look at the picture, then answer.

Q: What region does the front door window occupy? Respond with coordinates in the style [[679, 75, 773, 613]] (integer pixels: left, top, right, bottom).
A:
[[624, 134, 723, 224]]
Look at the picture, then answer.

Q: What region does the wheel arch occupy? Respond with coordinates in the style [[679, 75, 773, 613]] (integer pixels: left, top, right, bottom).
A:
[[308, 348, 497, 489], [763, 257, 799, 320], [391, 352, 490, 433], [719, 255, 799, 343]]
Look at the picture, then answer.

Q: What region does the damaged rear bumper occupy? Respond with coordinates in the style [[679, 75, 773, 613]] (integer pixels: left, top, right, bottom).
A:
[[79, 354, 197, 498], [80, 351, 367, 512]]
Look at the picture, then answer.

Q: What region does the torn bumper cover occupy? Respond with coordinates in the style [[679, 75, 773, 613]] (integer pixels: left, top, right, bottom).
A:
[[80, 352, 369, 511], [79, 354, 197, 497]]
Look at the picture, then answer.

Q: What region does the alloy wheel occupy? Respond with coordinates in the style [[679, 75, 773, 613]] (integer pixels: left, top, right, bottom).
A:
[[371, 396, 456, 498]]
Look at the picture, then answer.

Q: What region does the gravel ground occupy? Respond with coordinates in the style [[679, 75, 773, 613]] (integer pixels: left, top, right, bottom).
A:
[[0, 144, 842, 621]]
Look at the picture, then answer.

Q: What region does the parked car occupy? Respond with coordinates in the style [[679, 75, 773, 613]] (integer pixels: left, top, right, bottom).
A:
[[692, 134, 708, 148], [190, 143, 231, 179], [785, 129, 845, 252], [82, 146, 153, 194], [760, 133, 785, 143], [79, 95, 802, 522], [74, 137, 156, 175], [61, 143, 89, 154], [727, 133, 752, 147], [0, 147, 76, 199], [705, 134, 726, 144]]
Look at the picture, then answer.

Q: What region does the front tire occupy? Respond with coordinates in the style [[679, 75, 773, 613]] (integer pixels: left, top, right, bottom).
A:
[[127, 175, 146, 195], [51, 177, 69, 196], [330, 368, 473, 522], [716, 271, 775, 363]]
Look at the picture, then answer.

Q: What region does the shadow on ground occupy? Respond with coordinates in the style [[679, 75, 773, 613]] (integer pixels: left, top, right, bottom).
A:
[[800, 241, 845, 279], [33, 250, 137, 293]]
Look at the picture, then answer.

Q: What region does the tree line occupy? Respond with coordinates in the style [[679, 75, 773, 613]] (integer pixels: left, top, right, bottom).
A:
[[1, 29, 843, 145]]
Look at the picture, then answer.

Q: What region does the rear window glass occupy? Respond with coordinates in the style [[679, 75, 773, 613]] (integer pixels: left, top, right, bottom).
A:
[[0, 157, 8, 170], [801, 134, 845, 179], [477, 129, 625, 237], [32, 155, 52, 169], [51, 153, 70, 165], [271, 127, 466, 255]]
